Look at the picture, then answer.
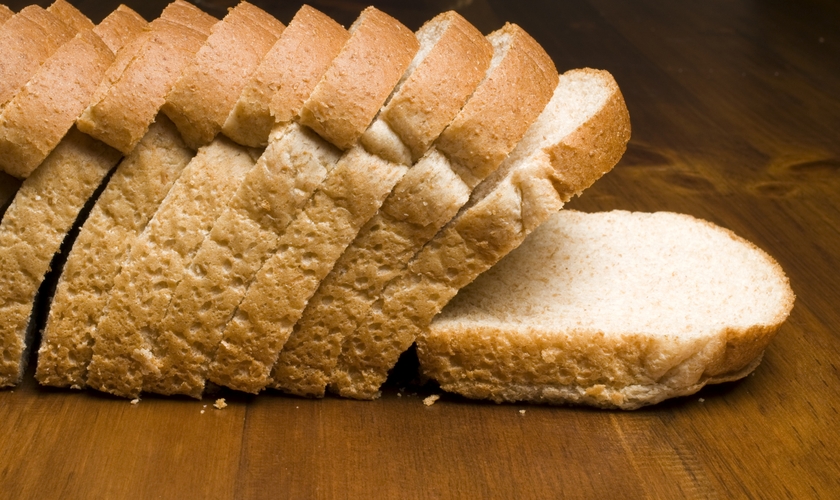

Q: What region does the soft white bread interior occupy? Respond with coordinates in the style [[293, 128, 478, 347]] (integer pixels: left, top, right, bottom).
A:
[[419, 210, 796, 410], [329, 68, 631, 399]]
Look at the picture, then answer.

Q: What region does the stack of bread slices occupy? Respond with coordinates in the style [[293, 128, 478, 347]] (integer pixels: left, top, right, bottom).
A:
[[0, 1, 793, 409]]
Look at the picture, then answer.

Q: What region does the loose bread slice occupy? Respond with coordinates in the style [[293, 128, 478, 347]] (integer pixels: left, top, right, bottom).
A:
[[206, 7, 418, 394], [77, 0, 217, 154], [271, 22, 559, 397], [222, 5, 348, 147], [36, 116, 192, 389], [329, 69, 631, 399], [0, 128, 121, 387], [46, 0, 93, 34], [419, 210, 796, 410], [0, 5, 76, 112], [0, 28, 114, 178], [92, 5, 146, 54], [161, 1, 284, 149], [86, 137, 260, 398]]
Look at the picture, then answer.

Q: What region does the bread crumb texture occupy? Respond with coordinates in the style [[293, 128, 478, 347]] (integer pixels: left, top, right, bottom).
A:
[[214, 398, 227, 410], [419, 210, 794, 410]]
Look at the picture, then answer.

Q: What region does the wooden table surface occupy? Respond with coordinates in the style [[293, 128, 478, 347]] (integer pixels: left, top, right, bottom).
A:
[[2, 0, 839, 498]]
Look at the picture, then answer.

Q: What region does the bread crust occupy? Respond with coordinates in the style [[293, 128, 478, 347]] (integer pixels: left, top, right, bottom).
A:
[[435, 24, 559, 188], [0, 5, 14, 25], [162, 2, 285, 149], [77, 1, 217, 154], [37, 117, 193, 389], [223, 5, 348, 147], [299, 7, 419, 150], [46, 0, 94, 34], [378, 12, 493, 160], [0, 128, 120, 387], [418, 211, 795, 410], [92, 5, 146, 54], [0, 6, 76, 111], [0, 29, 114, 178]]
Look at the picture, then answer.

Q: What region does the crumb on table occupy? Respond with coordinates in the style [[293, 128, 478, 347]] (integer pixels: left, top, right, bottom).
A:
[[423, 394, 440, 406], [130, 398, 140, 405], [214, 398, 227, 410]]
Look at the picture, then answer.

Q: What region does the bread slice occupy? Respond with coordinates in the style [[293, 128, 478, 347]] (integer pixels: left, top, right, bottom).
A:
[[271, 22, 559, 397], [46, 0, 93, 34], [0, 128, 121, 387], [329, 68, 631, 399], [222, 5, 348, 147], [419, 210, 796, 410], [0, 5, 76, 112], [91, 5, 146, 54], [206, 7, 418, 394], [86, 137, 260, 398], [161, 1, 284, 149], [77, 0, 217, 154], [0, 28, 114, 178], [36, 116, 193, 389]]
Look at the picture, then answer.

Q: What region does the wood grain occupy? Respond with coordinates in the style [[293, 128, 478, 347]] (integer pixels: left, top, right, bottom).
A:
[[1, 0, 838, 498]]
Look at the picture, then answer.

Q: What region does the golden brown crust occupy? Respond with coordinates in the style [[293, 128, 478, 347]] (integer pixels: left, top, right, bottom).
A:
[[47, 0, 93, 34], [223, 5, 348, 147], [77, 3, 217, 154], [381, 12, 492, 160], [92, 4, 146, 54], [0, 128, 121, 387], [163, 2, 285, 149], [0, 5, 13, 25], [436, 24, 559, 188], [299, 7, 419, 150], [0, 6, 75, 111], [0, 29, 114, 178]]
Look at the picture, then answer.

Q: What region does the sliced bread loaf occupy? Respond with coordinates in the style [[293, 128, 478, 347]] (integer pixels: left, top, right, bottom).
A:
[[0, 128, 121, 387], [270, 22, 559, 397], [36, 116, 193, 389], [206, 7, 419, 394], [418, 210, 796, 409], [222, 5, 348, 147], [0, 5, 76, 112], [329, 68, 631, 399], [0, 27, 114, 178], [142, 7, 349, 397], [161, 1, 284, 149], [86, 137, 260, 398], [77, 0, 217, 154]]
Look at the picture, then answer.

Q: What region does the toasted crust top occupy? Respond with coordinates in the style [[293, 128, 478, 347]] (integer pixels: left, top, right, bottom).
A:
[[381, 11, 492, 160], [92, 4, 146, 54], [299, 7, 419, 150], [162, 1, 285, 148], [436, 23, 559, 188], [0, 6, 76, 110], [268, 5, 350, 125], [0, 5, 13, 25], [0, 29, 114, 178], [47, 0, 94, 34]]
